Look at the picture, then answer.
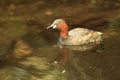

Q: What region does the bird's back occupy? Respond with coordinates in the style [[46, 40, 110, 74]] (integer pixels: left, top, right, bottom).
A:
[[68, 28, 92, 37], [60, 28, 103, 46]]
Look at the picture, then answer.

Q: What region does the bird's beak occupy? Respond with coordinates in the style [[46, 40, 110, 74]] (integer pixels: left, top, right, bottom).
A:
[[47, 24, 57, 29], [47, 26, 53, 29]]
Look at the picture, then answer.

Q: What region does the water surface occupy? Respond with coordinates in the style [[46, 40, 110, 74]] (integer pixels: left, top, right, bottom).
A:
[[0, 26, 120, 80]]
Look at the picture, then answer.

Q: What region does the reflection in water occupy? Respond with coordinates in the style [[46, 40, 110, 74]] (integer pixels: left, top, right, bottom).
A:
[[13, 67, 29, 80], [0, 27, 120, 80], [0, 65, 29, 80]]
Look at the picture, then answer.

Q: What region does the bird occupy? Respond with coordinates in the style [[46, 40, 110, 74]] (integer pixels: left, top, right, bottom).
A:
[[47, 19, 103, 51]]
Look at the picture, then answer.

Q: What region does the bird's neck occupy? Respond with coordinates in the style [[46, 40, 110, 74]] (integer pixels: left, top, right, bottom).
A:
[[59, 22, 68, 39], [60, 30, 68, 39]]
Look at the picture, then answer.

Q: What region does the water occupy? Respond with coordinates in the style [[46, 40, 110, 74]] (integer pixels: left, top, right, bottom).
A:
[[0, 1, 120, 80], [0, 26, 120, 80]]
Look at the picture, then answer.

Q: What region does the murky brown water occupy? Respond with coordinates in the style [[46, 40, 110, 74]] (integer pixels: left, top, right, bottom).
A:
[[0, 0, 120, 80], [0, 26, 120, 80]]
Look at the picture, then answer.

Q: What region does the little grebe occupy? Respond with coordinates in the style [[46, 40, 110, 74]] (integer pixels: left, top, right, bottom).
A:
[[47, 19, 103, 50]]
